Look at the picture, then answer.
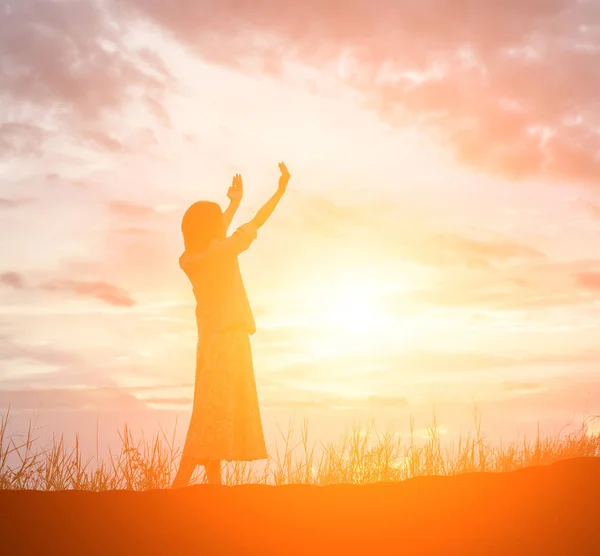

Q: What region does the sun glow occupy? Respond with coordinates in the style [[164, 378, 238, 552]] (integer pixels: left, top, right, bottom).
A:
[[259, 266, 421, 363], [287, 269, 413, 358], [322, 281, 385, 334]]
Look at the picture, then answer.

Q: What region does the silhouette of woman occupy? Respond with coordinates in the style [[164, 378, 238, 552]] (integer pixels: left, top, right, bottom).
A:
[[171, 162, 292, 487]]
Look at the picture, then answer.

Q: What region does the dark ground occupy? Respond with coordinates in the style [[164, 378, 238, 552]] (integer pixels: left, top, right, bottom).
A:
[[1, 458, 599, 555]]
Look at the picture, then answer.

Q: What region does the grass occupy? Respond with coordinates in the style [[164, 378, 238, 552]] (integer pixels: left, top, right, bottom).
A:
[[1, 409, 599, 490]]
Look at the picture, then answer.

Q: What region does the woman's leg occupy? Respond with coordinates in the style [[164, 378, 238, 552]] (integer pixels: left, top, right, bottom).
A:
[[171, 454, 196, 489], [205, 460, 222, 485]]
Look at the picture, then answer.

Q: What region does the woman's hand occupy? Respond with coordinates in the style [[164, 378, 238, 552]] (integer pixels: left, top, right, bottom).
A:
[[278, 162, 291, 193], [223, 173, 243, 232], [248, 162, 292, 230], [227, 173, 244, 204]]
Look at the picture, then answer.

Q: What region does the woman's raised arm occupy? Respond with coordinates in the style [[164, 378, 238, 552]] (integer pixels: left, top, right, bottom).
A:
[[249, 162, 291, 230], [208, 163, 291, 257], [222, 173, 243, 232]]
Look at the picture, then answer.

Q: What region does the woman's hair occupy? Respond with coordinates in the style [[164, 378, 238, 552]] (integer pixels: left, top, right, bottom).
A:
[[181, 201, 224, 252]]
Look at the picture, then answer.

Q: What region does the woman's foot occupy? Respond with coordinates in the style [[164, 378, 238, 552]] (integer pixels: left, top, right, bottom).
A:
[[171, 457, 196, 489], [205, 460, 222, 485]]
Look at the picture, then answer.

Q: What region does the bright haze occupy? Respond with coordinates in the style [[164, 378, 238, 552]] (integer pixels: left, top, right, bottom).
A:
[[1, 0, 599, 451]]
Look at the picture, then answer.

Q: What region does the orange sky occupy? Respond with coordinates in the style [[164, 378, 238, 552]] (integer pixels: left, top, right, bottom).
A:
[[1, 0, 600, 454]]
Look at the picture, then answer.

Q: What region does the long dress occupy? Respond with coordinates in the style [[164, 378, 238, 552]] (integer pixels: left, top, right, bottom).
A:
[[178, 224, 268, 464]]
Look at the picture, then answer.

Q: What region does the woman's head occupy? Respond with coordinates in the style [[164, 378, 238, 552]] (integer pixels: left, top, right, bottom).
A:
[[181, 201, 224, 252]]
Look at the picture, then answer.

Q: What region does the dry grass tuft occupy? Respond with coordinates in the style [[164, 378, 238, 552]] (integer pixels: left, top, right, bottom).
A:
[[1, 409, 598, 490]]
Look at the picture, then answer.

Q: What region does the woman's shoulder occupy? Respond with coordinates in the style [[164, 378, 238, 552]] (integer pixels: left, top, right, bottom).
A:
[[179, 250, 208, 270], [179, 239, 230, 270]]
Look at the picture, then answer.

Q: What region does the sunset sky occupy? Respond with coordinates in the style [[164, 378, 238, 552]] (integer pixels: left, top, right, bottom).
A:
[[1, 0, 600, 453]]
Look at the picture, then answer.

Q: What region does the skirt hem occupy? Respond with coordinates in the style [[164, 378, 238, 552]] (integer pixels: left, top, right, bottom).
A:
[[189, 453, 269, 465]]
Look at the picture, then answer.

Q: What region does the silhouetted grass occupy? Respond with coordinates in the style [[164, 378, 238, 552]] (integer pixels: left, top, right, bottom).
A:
[[1, 409, 598, 490]]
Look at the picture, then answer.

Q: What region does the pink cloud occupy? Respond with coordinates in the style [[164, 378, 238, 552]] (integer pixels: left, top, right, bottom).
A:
[[573, 198, 600, 221], [0, 0, 170, 155], [293, 194, 546, 269], [123, 0, 600, 183], [43, 280, 136, 307], [0, 336, 83, 367], [418, 234, 545, 269], [0, 123, 45, 158], [82, 131, 124, 153], [1, 1, 151, 115], [110, 201, 157, 218], [0, 388, 146, 411], [381, 255, 600, 312], [575, 272, 600, 291], [0, 198, 33, 209], [0, 272, 26, 289]]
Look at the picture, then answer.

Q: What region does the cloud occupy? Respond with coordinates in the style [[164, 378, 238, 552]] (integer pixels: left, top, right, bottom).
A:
[[395, 255, 600, 312], [289, 195, 382, 238], [488, 378, 600, 415], [109, 201, 157, 218], [410, 277, 583, 312], [0, 198, 33, 209], [0, 387, 146, 411], [1, 0, 150, 115], [0, 337, 190, 409], [0, 123, 45, 158], [0, 0, 170, 154], [0, 272, 26, 289], [503, 382, 547, 393], [42, 280, 136, 307], [271, 351, 527, 385], [292, 194, 546, 269], [574, 272, 600, 291], [416, 234, 545, 269], [578, 199, 600, 220], [124, 0, 600, 182], [141, 396, 190, 406], [0, 270, 135, 308], [82, 131, 124, 153], [261, 392, 408, 411], [115, 227, 154, 237], [145, 95, 172, 128], [285, 195, 598, 313], [387, 351, 528, 374], [0, 336, 83, 367], [277, 348, 600, 392]]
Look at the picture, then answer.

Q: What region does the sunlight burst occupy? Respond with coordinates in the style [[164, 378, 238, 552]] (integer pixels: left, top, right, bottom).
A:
[[323, 281, 384, 333]]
